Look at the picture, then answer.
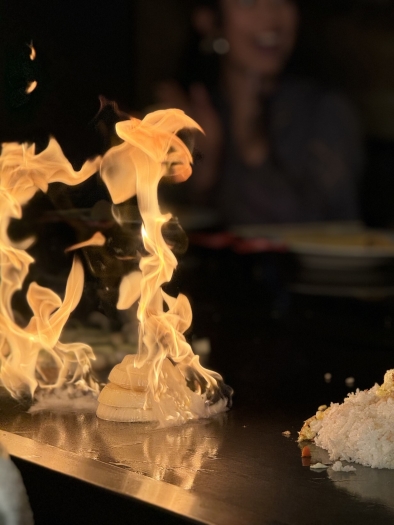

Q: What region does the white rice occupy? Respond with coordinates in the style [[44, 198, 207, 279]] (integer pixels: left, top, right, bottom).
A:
[[331, 460, 356, 472], [310, 381, 394, 469]]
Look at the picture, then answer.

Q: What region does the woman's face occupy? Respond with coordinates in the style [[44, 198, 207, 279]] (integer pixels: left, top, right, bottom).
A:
[[219, 0, 299, 77]]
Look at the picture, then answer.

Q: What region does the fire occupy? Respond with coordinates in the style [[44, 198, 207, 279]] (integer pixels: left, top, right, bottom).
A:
[[26, 42, 37, 94], [25, 81, 38, 95], [0, 140, 100, 400], [97, 109, 232, 424], [27, 41, 36, 61], [65, 231, 106, 253], [0, 107, 232, 425]]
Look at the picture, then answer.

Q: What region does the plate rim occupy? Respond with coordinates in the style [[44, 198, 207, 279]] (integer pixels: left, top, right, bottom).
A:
[[231, 221, 394, 259]]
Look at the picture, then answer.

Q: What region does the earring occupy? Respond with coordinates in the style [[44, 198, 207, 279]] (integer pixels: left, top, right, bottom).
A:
[[199, 36, 230, 55], [213, 37, 230, 55]]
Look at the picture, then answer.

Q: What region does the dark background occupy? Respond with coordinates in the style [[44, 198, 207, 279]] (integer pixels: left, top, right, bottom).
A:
[[1, 0, 394, 224], [1, 0, 394, 407], [1, 1, 394, 159]]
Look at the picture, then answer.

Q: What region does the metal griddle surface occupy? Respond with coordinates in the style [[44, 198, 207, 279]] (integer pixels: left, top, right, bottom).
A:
[[1, 389, 394, 524]]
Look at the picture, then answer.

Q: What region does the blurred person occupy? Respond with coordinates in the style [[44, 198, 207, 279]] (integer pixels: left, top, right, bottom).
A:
[[156, 0, 363, 225]]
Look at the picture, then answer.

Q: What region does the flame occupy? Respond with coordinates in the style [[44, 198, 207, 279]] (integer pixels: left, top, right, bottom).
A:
[[0, 140, 100, 400], [0, 106, 231, 422], [27, 42, 36, 61], [25, 42, 37, 94], [25, 81, 38, 94], [65, 231, 106, 253], [98, 109, 232, 424]]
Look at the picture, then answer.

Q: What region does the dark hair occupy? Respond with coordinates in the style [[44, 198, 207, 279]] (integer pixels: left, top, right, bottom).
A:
[[190, 0, 300, 11], [176, 2, 221, 91], [190, 0, 219, 9], [179, 0, 301, 90]]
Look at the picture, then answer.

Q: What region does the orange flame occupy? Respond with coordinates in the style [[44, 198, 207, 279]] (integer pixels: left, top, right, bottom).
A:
[[25, 42, 37, 94], [65, 231, 106, 253], [98, 109, 232, 424], [0, 107, 231, 422], [0, 140, 100, 400], [25, 80, 38, 94], [27, 41, 36, 61]]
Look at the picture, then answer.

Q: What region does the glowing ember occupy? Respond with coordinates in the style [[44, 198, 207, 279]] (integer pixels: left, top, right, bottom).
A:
[[0, 140, 100, 400], [97, 109, 232, 425]]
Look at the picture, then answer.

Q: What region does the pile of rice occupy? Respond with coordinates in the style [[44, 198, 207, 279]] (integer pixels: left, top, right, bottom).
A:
[[299, 369, 394, 469]]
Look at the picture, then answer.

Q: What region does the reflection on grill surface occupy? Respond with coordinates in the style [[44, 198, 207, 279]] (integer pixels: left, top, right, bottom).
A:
[[2, 388, 394, 525]]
